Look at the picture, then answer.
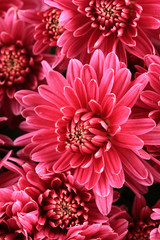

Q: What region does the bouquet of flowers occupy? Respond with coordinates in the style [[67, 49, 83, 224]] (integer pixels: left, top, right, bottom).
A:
[[0, 0, 160, 239]]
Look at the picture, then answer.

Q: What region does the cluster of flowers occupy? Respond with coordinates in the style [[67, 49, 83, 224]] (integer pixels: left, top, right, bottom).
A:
[[1, 0, 160, 239]]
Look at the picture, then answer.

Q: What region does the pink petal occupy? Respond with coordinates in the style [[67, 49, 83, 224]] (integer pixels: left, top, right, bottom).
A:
[[103, 52, 120, 72], [108, 106, 131, 126], [87, 79, 99, 101], [117, 83, 145, 108], [139, 126, 160, 145], [64, 86, 82, 109], [74, 164, 92, 185], [99, 69, 114, 101], [67, 59, 83, 87], [53, 152, 74, 172], [140, 90, 160, 108], [93, 171, 110, 197], [118, 149, 148, 180], [89, 49, 105, 82], [112, 133, 144, 150], [93, 156, 104, 173], [80, 64, 97, 87], [112, 68, 131, 101], [104, 147, 122, 175], [126, 28, 155, 59], [139, 16, 160, 29], [89, 100, 102, 114], [105, 166, 125, 189], [74, 77, 88, 107], [121, 118, 155, 135], [88, 28, 104, 53], [70, 154, 85, 168], [93, 187, 113, 215], [101, 93, 116, 118], [38, 85, 66, 108]]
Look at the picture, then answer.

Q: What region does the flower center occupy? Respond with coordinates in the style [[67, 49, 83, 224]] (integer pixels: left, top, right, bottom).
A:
[[0, 41, 33, 87], [124, 220, 160, 240], [41, 187, 89, 230], [39, 8, 64, 45], [56, 109, 110, 155], [85, 0, 141, 37]]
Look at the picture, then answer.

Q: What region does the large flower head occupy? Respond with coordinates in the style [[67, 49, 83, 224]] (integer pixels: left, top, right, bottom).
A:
[[3, 157, 128, 239], [0, 7, 53, 116], [15, 50, 160, 214], [44, 0, 160, 61]]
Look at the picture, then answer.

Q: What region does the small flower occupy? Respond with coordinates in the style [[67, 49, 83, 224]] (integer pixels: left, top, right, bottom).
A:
[[19, 6, 65, 55], [124, 195, 160, 240], [0, 7, 52, 116], [36, 172, 92, 239]]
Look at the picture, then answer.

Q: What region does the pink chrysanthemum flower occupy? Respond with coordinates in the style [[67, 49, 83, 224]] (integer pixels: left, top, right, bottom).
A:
[[18, 5, 69, 73], [124, 195, 160, 240], [0, 7, 53, 116], [0, 188, 38, 239], [19, 5, 65, 55], [15, 50, 160, 214], [44, 0, 160, 60], [3, 157, 128, 239]]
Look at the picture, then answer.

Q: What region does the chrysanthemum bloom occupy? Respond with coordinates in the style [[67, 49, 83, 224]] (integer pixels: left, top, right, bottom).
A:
[[3, 157, 128, 239], [124, 195, 160, 240], [44, 0, 160, 61], [15, 50, 160, 214], [18, 5, 69, 73], [0, 7, 53, 116], [0, 188, 38, 239], [19, 5, 65, 54], [20, 168, 110, 239]]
